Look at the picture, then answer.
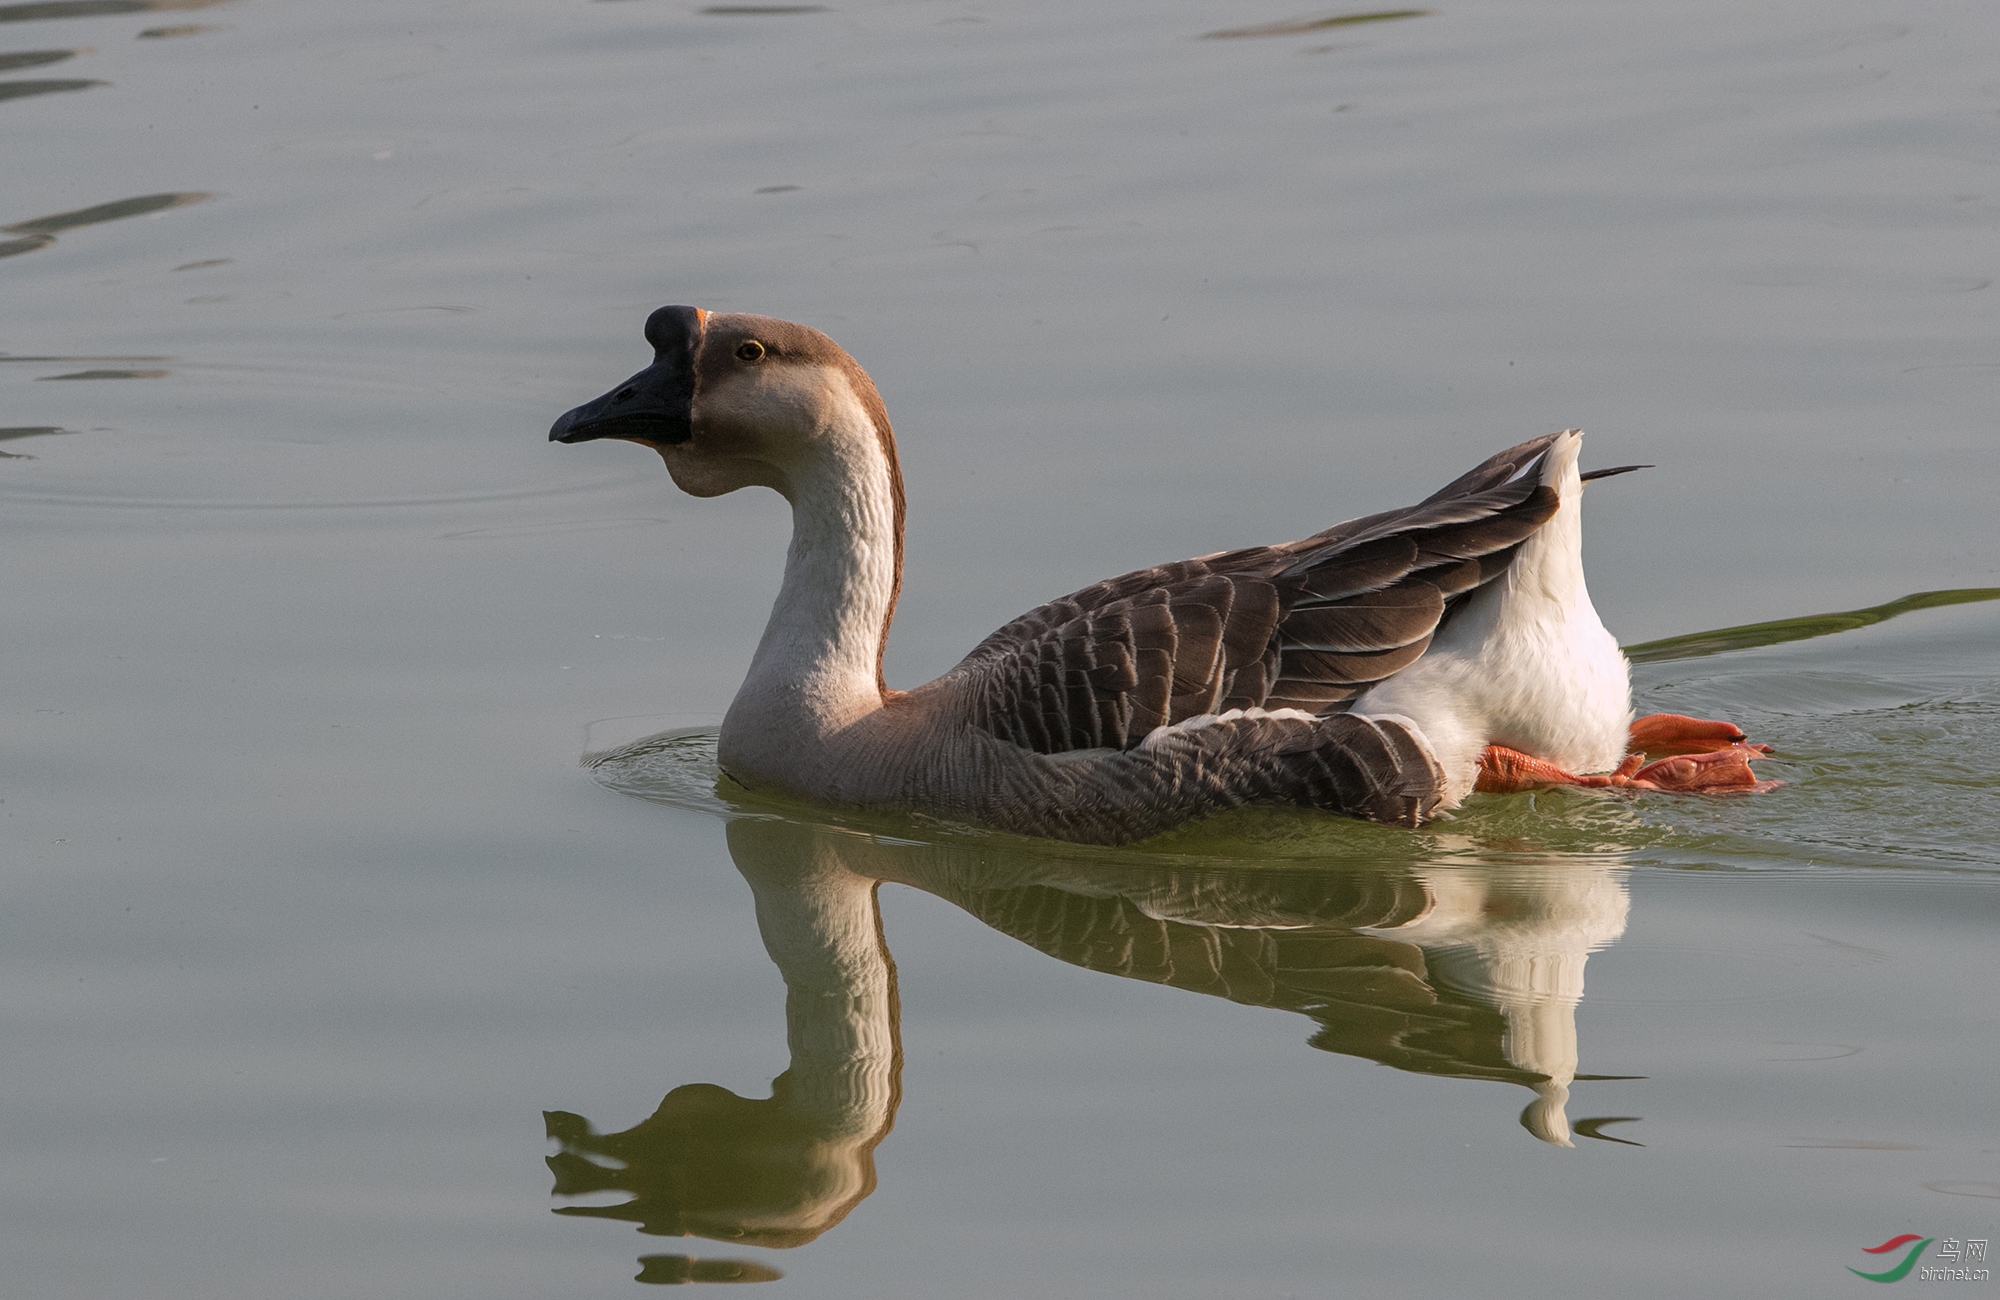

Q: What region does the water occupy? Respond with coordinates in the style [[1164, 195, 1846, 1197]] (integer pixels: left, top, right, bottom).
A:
[[4, 0, 1997, 1294]]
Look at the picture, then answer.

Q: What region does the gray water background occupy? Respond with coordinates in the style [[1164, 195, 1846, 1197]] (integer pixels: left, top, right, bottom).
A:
[[4, 0, 1998, 1294]]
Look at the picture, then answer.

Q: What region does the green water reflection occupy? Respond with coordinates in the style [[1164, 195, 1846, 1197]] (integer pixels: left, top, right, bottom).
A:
[[0, 75, 99, 100], [1200, 9, 1431, 40], [0, 49, 78, 70], [1625, 588, 2000, 664], [0, 191, 209, 260], [0, 0, 232, 24]]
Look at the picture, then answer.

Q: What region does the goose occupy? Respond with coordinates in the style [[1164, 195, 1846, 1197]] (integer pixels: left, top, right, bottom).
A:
[[550, 306, 1771, 844]]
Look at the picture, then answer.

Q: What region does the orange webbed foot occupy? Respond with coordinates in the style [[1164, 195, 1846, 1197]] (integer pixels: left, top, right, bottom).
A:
[[1622, 747, 1783, 794], [1476, 741, 1781, 798], [1629, 712, 1772, 757], [1476, 746, 1640, 793]]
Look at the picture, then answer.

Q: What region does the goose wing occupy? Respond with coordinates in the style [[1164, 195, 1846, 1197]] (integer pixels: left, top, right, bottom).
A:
[[940, 434, 1563, 756]]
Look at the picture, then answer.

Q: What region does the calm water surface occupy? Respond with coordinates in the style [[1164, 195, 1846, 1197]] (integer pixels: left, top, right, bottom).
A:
[[4, 0, 1997, 1294]]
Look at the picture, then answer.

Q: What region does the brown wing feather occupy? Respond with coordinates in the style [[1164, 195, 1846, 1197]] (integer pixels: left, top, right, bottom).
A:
[[948, 437, 1565, 756]]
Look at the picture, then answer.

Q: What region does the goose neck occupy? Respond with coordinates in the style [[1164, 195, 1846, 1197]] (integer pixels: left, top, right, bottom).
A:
[[729, 435, 904, 751]]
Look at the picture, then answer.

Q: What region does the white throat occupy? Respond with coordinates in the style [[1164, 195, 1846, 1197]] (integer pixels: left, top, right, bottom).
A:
[[720, 396, 900, 781]]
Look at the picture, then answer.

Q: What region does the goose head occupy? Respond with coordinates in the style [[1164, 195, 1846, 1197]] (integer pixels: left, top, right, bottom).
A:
[[549, 305, 898, 504]]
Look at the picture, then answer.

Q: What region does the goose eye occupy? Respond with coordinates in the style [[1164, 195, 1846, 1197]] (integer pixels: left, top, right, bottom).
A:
[[735, 340, 765, 362]]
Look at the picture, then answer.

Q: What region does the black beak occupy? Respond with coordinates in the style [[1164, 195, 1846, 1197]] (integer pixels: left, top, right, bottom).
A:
[[549, 305, 705, 447]]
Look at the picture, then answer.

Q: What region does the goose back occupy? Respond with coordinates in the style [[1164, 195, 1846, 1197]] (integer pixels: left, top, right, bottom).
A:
[[933, 434, 1564, 756]]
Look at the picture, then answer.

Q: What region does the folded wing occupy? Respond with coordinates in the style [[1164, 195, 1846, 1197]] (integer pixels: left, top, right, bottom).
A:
[[943, 434, 1563, 755]]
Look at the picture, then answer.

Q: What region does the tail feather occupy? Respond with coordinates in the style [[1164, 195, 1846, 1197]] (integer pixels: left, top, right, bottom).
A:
[[1417, 432, 1564, 505], [1580, 464, 1652, 483]]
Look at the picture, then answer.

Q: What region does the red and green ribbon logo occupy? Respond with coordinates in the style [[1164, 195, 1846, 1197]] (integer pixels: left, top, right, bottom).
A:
[[1849, 1234, 1933, 1283]]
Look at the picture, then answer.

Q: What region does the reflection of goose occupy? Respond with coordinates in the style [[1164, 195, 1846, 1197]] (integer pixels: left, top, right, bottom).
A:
[[876, 841, 1630, 1147], [549, 307, 1767, 844], [1362, 860, 1630, 1145], [545, 819, 899, 1250], [548, 809, 1634, 1270]]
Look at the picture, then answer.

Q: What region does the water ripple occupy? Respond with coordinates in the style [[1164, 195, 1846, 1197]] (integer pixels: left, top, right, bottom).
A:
[[0, 48, 79, 70], [1201, 8, 1429, 39], [0, 0, 234, 24], [0, 75, 100, 100], [0, 471, 643, 512], [0, 191, 210, 260]]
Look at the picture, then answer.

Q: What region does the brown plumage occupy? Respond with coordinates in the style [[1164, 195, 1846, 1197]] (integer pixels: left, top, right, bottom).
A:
[[944, 434, 1561, 756]]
